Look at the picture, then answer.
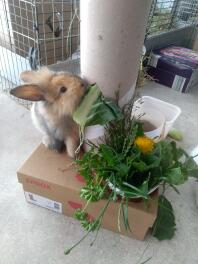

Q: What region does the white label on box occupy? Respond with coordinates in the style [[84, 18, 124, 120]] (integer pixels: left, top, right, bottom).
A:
[[148, 53, 161, 68], [24, 191, 62, 214], [172, 75, 186, 92]]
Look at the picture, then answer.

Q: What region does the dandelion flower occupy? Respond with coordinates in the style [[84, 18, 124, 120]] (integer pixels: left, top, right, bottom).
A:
[[134, 136, 154, 154]]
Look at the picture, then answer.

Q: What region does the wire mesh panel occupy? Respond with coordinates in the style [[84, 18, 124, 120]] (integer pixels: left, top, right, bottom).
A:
[[0, 0, 198, 107], [0, 0, 80, 107], [36, 0, 80, 66], [147, 0, 198, 37], [176, 0, 198, 25]]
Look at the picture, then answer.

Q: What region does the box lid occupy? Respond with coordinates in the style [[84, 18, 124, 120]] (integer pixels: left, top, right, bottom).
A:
[[17, 143, 84, 192], [156, 45, 198, 69]]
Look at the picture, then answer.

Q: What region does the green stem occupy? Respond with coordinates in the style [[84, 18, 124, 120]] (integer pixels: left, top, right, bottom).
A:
[[117, 200, 122, 233], [75, 126, 84, 154], [65, 195, 113, 255], [90, 224, 101, 247], [82, 196, 92, 213], [64, 232, 90, 255]]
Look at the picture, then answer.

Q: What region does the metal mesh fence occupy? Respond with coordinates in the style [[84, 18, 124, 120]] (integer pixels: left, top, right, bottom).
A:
[[147, 0, 198, 37], [0, 0, 80, 108], [0, 0, 198, 108]]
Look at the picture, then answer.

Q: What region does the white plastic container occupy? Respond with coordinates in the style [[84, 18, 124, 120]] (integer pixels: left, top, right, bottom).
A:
[[84, 96, 181, 151], [83, 125, 104, 152], [135, 96, 181, 139], [133, 105, 166, 140]]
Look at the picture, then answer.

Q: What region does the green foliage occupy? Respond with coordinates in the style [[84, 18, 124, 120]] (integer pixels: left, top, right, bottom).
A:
[[152, 195, 176, 240], [73, 84, 101, 129], [183, 156, 198, 179], [165, 168, 185, 185], [73, 84, 123, 129], [121, 199, 131, 232], [66, 92, 198, 254], [85, 96, 123, 126], [80, 184, 105, 202]]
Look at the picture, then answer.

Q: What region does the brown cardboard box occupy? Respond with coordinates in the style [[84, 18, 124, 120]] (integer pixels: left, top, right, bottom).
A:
[[17, 143, 158, 240]]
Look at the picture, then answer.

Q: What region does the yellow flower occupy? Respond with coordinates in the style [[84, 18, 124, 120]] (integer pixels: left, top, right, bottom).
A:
[[134, 136, 154, 154]]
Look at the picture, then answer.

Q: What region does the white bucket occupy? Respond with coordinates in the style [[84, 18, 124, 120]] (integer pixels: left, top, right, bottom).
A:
[[83, 125, 104, 152], [135, 96, 181, 139], [134, 108, 166, 140], [84, 96, 181, 151]]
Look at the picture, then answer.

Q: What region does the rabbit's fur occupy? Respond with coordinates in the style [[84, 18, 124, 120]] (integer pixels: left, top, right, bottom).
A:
[[10, 67, 86, 158]]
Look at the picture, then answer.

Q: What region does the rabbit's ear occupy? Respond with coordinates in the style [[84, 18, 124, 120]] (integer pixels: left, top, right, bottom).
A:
[[10, 85, 45, 101], [20, 71, 39, 83], [20, 68, 52, 83]]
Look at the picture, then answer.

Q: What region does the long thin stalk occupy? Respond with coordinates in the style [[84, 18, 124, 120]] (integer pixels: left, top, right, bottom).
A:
[[65, 195, 112, 255]]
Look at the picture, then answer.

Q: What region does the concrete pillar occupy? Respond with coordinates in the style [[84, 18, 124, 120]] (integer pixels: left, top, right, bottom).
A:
[[80, 0, 152, 105]]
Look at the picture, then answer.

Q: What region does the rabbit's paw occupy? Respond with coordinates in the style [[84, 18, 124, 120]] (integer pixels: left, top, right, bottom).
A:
[[42, 136, 65, 153], [65, 137, 78, 159], [52, 139, 65, 153]]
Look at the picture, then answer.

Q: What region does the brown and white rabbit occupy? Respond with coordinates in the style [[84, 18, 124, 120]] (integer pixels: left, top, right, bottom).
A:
[[10, 67, 86, 158]]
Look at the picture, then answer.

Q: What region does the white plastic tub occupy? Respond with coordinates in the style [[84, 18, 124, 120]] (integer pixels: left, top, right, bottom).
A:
[[133, 104, 166, 140], [135, 96, 181, 139], [84, 96, 181, 151], [83, 125, 104, 152]]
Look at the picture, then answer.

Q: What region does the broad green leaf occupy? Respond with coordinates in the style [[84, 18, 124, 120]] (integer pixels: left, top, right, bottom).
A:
[[73, 84, 101, 128], [73, 84, 123, 128], [185, 157, 198, 179], [152, 195, 176, 240], [85, 96, 123, 126], [142, 154, 161, 171], [170, 141, 187, 161], [157, 141, 174, 168], [132, 156, 160, 172], [165, 167, 185, 185], [133, 160, 149, 172]]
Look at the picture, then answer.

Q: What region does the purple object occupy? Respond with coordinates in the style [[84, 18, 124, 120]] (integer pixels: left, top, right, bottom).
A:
[[155, 46, 198, 69], [148, 45, 198, 93]]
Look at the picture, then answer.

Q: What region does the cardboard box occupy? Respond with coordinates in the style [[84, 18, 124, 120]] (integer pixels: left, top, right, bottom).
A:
[[148, 45, 198, 93], [17, 144, 158, 241]]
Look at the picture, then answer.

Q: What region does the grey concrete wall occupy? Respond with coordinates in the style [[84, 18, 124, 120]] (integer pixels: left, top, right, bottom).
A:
[[145, 25, 198, 51]]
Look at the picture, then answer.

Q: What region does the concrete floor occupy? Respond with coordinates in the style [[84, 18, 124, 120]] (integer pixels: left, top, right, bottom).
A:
[[0, 82, 198, 264]]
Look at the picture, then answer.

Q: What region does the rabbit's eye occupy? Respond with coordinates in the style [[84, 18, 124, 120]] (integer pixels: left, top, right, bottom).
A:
[[60, 86, 67, 94]]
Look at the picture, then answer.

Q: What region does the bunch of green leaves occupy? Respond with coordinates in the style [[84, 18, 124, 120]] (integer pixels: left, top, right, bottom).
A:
[[66, 93, 198, 253], [73, 131, 198, 243], [152, 141, 198, 188], [73, 84, 123, 129]]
